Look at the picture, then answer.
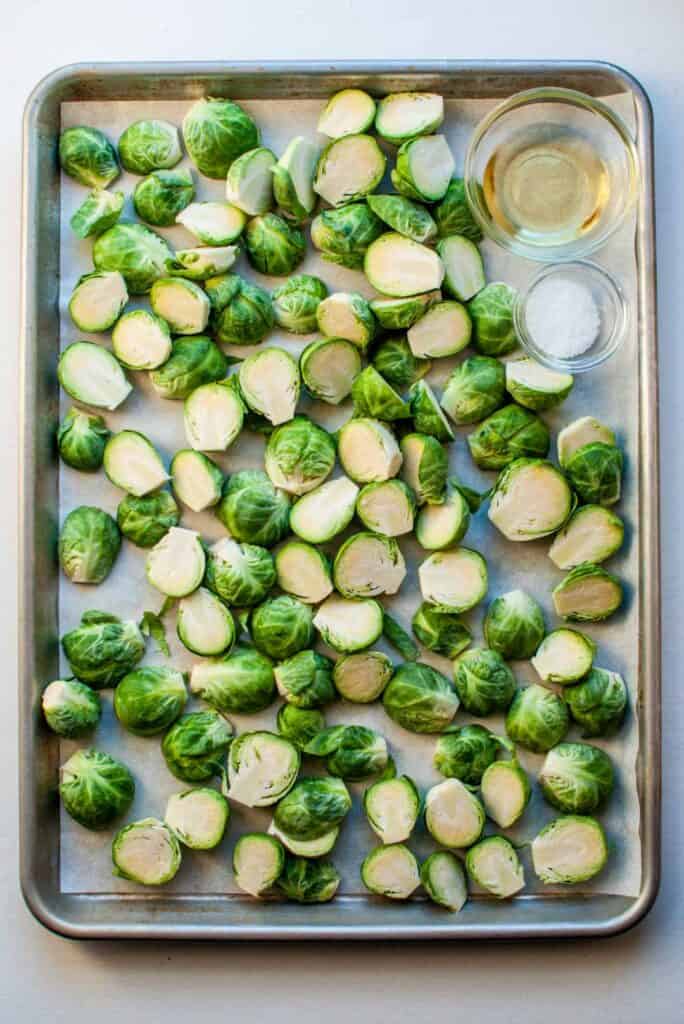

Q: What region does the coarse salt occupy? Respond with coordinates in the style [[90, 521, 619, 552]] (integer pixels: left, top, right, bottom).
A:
[[526, 277, 600, 358]]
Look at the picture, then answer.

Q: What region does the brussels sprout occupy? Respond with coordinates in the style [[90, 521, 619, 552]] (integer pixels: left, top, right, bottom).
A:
[[151, 336, 228, 400], [407, 300, 471, 359], [484, 589, 545, 660], [382, 613, 420, 661], [565, 442, 623, 506], [60, 126, 119, 187], [300, 339, 361, 405], [42, 679, 101, 738], [57, 342, 132, 411], [451, 649, 515, 722], [468, 405, 550, 471], [244, 213, 305, 276], [264, 417, 335, 497], [421, 851, 468, 912], [419, 548, 488, 613], [289, 476, 359, 543], [333, 532, 406, 598], [117, 491, 179, 548], [251, 595, 313, 660], [552, 563, 623, 622], [164, 788, 229, 850], [557, 416, 616, 468], [182, 98, 259, 179], [313, 595, 383, 653], [311, 201, 385, 269], [505, 684, 569, 753], [176, 588, 235, 658], [275, 541, 332, 604], [338, 418, 403, 484], [333, 651, 393, 705], [375, 92, 444, 143], [233, 833, 285, 896], [435, 178, 483, 241], [489, 459, 574, 541], [356, 480, 416, 537], [150, 278, 209, 335], [360, 844, 420, 899], [539, 743, 614, 815], [367, 194, 437, 244], [437, 236, 485, 302], [133, 168, 194, 227], [548, 505, 624, 570], [204, 537, 275, 607], [415, 486, 470, 550], [468, 282, 519, 356], [268, 821, 339, 858], [272, 275, 327, 334], [225, 731, 300, 808], [364, 775, 420, 845], [412, 604, 472, 659], [480, 757, 531, 827], [60, 748, 134, 829], [114, 667, 187, 736], [225, 146, 276, 215], [93, 222, 172, 294], [170, 449, 223, 512], [383, 662, 459, 733], [162, 710, 233, 783], [392, 135, 455, 202], [425, 778, 485, 848], [183, 381, 244, 454], [146, 527, 206, 598], [440, 356, 506, 426], [70, 188, 125, 239], [372, 336, 430, 391], [68, 271, 128, 334], [305, 724, 388, 781], [57, 408, 110, 472], [112, 818, 181, 885], [177, 201, 247, 245], [62, 611, 145, 688], [365, 233, 445, 298], [400, 433, 447, 505], [434, 724, 499, 785], [351, 367, 410, 422], [118, 119, 181, 174], [58, 505, 121, 585], [465, 836, 525, 898], [274, 650, 336, 709], [111, 310, 172, 370], [211, 275, 274, 346], [103, 430, 169, 496], [505, 358, 574, 412], [277, 856, 341, 903], [531, 815, 608, 884], [272, 137, 319, 222], [317, 292, 377, 351], [274, 776, 351, 841], [318, 88, 376, 138], [191, 647, 275, 716], [532, 628, 596, 685], [370, 291, 441, 332], [239, 348, 300, 426], [217, 470, 290, 547], [409, 380, 454, 442], [167, 245, 239, 281], [314, 134, 386, 207], [277, 704, 326, 751], [564, 667, 627, 737]]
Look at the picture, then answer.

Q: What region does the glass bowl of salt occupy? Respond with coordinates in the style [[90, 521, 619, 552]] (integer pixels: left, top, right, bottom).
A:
[[513, 260, 628, 373]]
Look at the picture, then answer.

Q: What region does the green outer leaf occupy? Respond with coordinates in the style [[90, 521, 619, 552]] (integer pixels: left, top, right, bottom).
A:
[[139, 611, 170, 657], [382, 613, 419, 661]]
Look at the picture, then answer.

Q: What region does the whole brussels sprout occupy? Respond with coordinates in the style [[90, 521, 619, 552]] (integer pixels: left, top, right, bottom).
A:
[[483, 590, 545, 660], [59, 126, 119, 188], [190, 645, 276, 713], [204, 537, 275, 607], [565, 442, 623, 506], [61, 611, 145, 688], [277, 704, 326, 751], [468, 404, 550, 471], [311, 201, 384, 269], [182, 98, 259, 179], [117, 491, 180, 548], [93, 222, 172, 294], [434, 178, 482, 241], [564, 667, 627, 737], [216, 470, 290, 547], [57, 408, 110, 472], [277, 856, 340, 903], [272, 274, 327, 333], [118, 119, 182, 174], [273, 776, 352, 840], [41, 679, 101, 738], [114, 667, 188, 736], [264, 417, 336, 496], [251, 595, 313, 660], [245, 213, 305, 276], [440, 356, 506, 426], [453, 648, 517, 716], [59, 748, 134, 829], [150, 336, 227, 400], [133, 168, 194, 227], [382, 662, 459, 733], [58, 506, 121, 585], [505, 684, 569, 753], [210, 274, 274, 346], [162, 711, 233, 782], [305, 724, 388, 781], [468, 283, 519, 356], [372, 335, 431, 389], [434, 724, 501, 785], [274, 650, 336, 708], [539, 742, 614, 814], [412, 603, 472, 659]]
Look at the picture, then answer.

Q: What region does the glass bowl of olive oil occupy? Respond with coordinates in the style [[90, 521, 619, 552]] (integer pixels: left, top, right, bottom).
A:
[[464, 87, 639, 261]]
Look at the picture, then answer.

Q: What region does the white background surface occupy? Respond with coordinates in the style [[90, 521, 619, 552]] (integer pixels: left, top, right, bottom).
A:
[[3, 1, 682, 1021]]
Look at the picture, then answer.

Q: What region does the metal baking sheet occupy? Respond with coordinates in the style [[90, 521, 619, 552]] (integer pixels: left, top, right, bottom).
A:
[[19, 61, 660, 940]]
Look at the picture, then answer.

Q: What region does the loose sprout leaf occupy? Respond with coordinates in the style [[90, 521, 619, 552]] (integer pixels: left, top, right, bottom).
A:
[[382, 613, 419, 661], [139, 611, 170, 657]]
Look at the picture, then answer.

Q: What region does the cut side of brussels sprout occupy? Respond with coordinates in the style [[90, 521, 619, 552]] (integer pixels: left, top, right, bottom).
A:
[[112, 818, 181, 886], [375, 92, 444, 143], [103, 430, 168, 496], [421, 851, 468, 912], [466, 836, 525, 898], [531, 815, 608, 884], [552, 564, 623, 622], [313, 596, 383, 653], [367, 194, 437, 244], [69, 271, 128, 333], [365, 233, 444, 298], [275, 541, 333, 604], [167, 246, 239, 281], [488, 459, 574, 542], [225, 146, 276, 215], [171, 449, 223, 512], [361, 844, 420, 899], [383, 662, 459, 733], [300, 338, 361, 405], [227, 731, 300, 808], [177, 587, 235, 656], [364, 776, 420, 844], [111, 310, 172, 370], [440, 355, 506, 426], [539, 743, 614, 814], [165, 788, 229, 850], [484, 589, 545, 661], [356, 480, 416, 537], [233, 832, 285, 897], [557, 416, 616, 468], [272, 137, 318, 222], [338, 418, 402, 484], [351, 366, 411, 421], [564, 667, 627, 738], [416, 487, 470, 550], [268, 821, 339, 858], [468, 282, 519, 357], [419, 548, 488, 613], [425, 778, 485, 848], [60, 126, 119, 188], [146, 527, 206, 598], [182, 98, 260, 180], [58, 506, 121, 584], [118, 119, 182, 174], [407, 300, 471, 358], [532, 628, 595, 684], [392, 136, 455, 202], [548, 505, 624, 570], [505, 684, 569, 753], [370, 291, 441, 331], [453, 648, 517, 716], [264, 417, 336, 496], [71, 188, 125, 239], [317, 292, 376, 350], [318, 89, 376, 138], [412, 605, 472, 660], [238, 348, 300, 426], [400, 433, 447, 506], [289, 476, 359, 543], [313, 134, 386, 207], [480, 759, 531, 828], [58, 342, 132, 411], [150, 278, 209, 335], [409, 380, 454, 442], [333, 650, 393, 704], [184, 380, 244, 452], [177, 201, 247, 245], [333, 532, 407, 598], [42, 679, 101, 738], [274, 650, 336, 709], [505, 358, 574, 411], [437, 236, 485, 302]]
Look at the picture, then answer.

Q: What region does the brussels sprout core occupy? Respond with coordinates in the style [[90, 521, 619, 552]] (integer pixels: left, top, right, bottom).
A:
[[103, 430, 169, 496], [313, 134, 386, 206], [531, 628, 595, 684], [338, 419, 402, 484], [275, 542, 333, 604], [177, 587, 235, 656], [419, 548, 488, 613], [364, 233, 444, 297], [407, 300, 471, 358], [466, 836, 525, 898], [333, 532, 406, 598], [363, 776, 420, 844], [184, 380, 244, 452], [361, 844, 420, 899], [300, 338, 361, 405], [375, 92, 444, 143], [425, 778, 485, 848], [318, 89, 377, 138], [146, 527, 206, 598], [356, 480, 416, 537], [313, 596, 383, 653], [421, 851, 468, 912], [290, 476, 359, 543], [165, 788, 229, 850], [112, 818, 181, 886], [333, 651, 393, 703], [227, 732, 300, 808], [239, 348, 300, 426], [548, 506, 624, 569], [480, 759, 531, 828], [58, 342, 132, 411], [531, 815, 608, 884], [112, 310, 172, 370], [233, 833, 285, 897], [69, 271, 128, 333], [488, 459, 574, 542]]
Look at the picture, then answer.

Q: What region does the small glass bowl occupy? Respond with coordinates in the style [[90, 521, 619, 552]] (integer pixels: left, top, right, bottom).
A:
[[514, 261, 628, 373], [464, 87, 639, 262]]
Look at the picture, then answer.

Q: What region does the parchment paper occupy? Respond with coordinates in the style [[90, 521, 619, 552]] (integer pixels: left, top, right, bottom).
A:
[[58, 93, 641, 899]]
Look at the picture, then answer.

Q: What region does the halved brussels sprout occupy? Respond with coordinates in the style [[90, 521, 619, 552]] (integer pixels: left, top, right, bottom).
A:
[[489, 459, 574, 541], [191, 645, 275, 714], [93, 222, 172, 294], [435, 178, 482, 241], [505, 358, 574, 411], [364, 775, 420, 844], [419, 548, 488, 613], [42, 679, 101, 738], [365, 233, 444, 297], [68, 271, 128, 333], [103, 430, 168, 496], [58, 506, 121, 584], [277, 856, 341, 903], [146, 527, 206, 598], [300, 338, 361, 405], [184, 379, 245, 452], [422, 851, 468, 913], [114, 666, 187, 737], [268, 821, 339, 858], [251, 595, 313, 660], [133, 168, 194, 227], [217, 470, 291, 547], [150, 278, 209, 335], [505, 684, 569, 753], [318, 89, 376, 138], [112, 310, 172, 370], [272, 275, 327, 333], [211, 275, 275, 346], [415, 486, 470, 550], [434, 724, 499, 785], [412, 604, 472, 659], [277, 704, 326, 751], [272, 137, 319, 222], [375, 92, 444, 143], [361, 844, 420, 899], [150, 336, 228, 400], [274, 776, 351, 841], [557, 416, 616, 468], [118, 119, 182, 174], [264, 417, 336, 496], [117, 491, 179, 548], [182, 98, 259, 179], [465, 836, 525, 898], [351, 366, 411, 421], [274, 650, 336, 709], [338, 418, 402, 484], [468, 405, 550, 471], [564, 667, 627, 737], [239, 348, 300, 426], [233, 833, 285, 897], [177, 587, 235, 657], [440, 355, 506, 426], [333, 650, 393, 704], [171, 449, 223, 511], [532, 628, 596, 685], [166, 245, 239, 281], [382, 613, 420, 661], [392, 135, 455, 202], [409, 380, 454, 442], [314, 134, 386, 207], [480, 757, 531, 827], [112, 818, 181, 886], [204, 537, 275, 607], [407, 300, 471, 358], [313, 595, 383, 653], [59, 126, 119, 187], [162, 710, 233, 783], [290, 476, 358, 543], [437, 236, 485, 302], [484, 589, 545, 660], [552, 564, 623, 622], [227, 731, 300, 808], [382, 662, 459, 733], [548, 505, 624, 569], [565, 442, 623, 506], [305, 724, 388, 781], [367, 194, 437, 244], [225, 146, 276, 215], [468, 282, 519, 356], [532, 815, 608, 884], [356, 479, 416, 537], [57, 408, 109, 473], [317, 292, 376, 351], [165, 788, 229, 850], [60, 748, 134, 829], [61, 611, 145, 688], [177, 201, 247, 245], [370, 291, 441, 331], [58, 342, 132, 411], [400, 433, 447, 505], [275, 541, 333, 604], [453, 648, 516, 716], [539, 742, 614, 814], [425, 778, 485, 848], [333, 532, 407, 598], [372, 335, 431, 389], [245, 212, 305, 275], [311, 201, 385, 269]]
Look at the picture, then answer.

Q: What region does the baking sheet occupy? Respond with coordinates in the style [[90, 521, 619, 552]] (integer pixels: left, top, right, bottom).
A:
[[58, 93, 641, 900]]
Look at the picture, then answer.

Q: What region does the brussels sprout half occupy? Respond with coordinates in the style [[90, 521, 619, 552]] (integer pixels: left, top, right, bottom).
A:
[[532, 815, 608, 884], [564, 667, 628, 737], [557, 416, 616, 468], [505, 358, 574, 412], [42, 679, 101, 738], [370, 291, 441, 331], [58, 506, 121, 585], [272, 275, 327, 334], [274, 650, 336, 709], [225, 146, 276, 215], [177, 588, 236, 657], [361, 844, 420, 900], [233, 833, 285, 897], [440, 356, 506, 426], [311, 202, 385, 270], [333, 651, 393, 704], [400, 433, 447, 505], [216, 470, 290, 547], [505, 684, 569, 753], [412, 604, 472, 659], [112, 818, 181, 886], [367, 194, 437, 244], [409, 380, 454, 442], [251, 595, 313, 660], [272, 137, 319, 222], [313, 134, 386, 207], [434, 724, 499, 785], [146, 527, 206, 598], [548, 505, 624, 570], [211, 275, 275, 345], [539, 743, 614, 814], [165, 788, 229, 850], [68, 271, 128, 333], [62, 611, 145, 688], [71, 189, 125, 239], [425, 778, 485, 848], [227, 731, 300, 808], [60, 126, 119, 188], [372, 335, 432, 389], [184, 379, 245, 452], [162, 710, 233, 783], [392, 136, 455, 202], [419, 548, 488, 614], [104, 430, 169, 496], [415, 487, 470, 550], [177, 201, 247, 245], [305, 724, 388, 781], [466, 836, 525, 898], [118, 119, 182, 174], [58, 342, 132, 411], [239, 348, 300, 426], [150, 278, 209, 335], [150, 336, 228, 400], [93, 222, 172, 294], [167, 246, 239, 281], [565, 442, 623, 506], [190, 645, 275, 714], [170, 449, 223, 512], [275, 542, 333, 604], [453, 648, 517, 717], [532, 629, 596, 685], [133, 168, 195, 227], [264, 417, 336, 496], [375, 92, 444, 143], [333, 532, 407, 598], [552, 564, 623, 622], [318, 89, 377, 138], [435, 178, 482, 241], [117, 491, 179, 548], [488, 459, 574, 542], [182, 98, 259, 179], [300, 338, 361, 405], [313, 596, 383, 653], [317, 292, 377, 351], [277, 704, 326, 751], [268, 821, 340, 859], [468, 282, 519, 356], [277, 856, 341, 903], [60, 748, 134, 830], [421, 851, 468, 913], [57, 408, 110, 472], [480, 758, 531, 827], [289, 476, 359, 543], [484, 589, 545, 660], [204, 537, 275, 607], [338, 418, 403, 484], [437, 235, 485, 302], [114, 667, 187, 737], [365, 233, 444, 298], [364, 776, 420, 845], [356, 479, 416, 537], [112, 310, 172, 370], [468, 405, 550, 471], [407, 300, 471, 358], [382, 662, 459, 734]]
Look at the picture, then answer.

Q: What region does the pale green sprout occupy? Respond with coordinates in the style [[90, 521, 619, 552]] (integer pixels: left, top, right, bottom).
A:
[[150, 336, 227, 400], [289, 476, 359, 543], [409, 380, 454, 442], [372, 335, 431, 389], [300, 338, 361, 404], [264, 417, 336, 496], [166, 245, 239, 281], [313, 134, 386, 206], [565, 442, 623, 506], [564, 667, 627, 737], [69, 270, 128, 333], [425, 778, 485, 848], [103, 430, 168, 496], [216, 470, 290, 548], [338, 418, 403, 484], [531, 816, 608, 884], [245, 213, 305, 275], [488, 459, 574, 542], [59, 126, 119, 187], [162, 710, 233, 783], [146, 527, 206, 598], [419, 548, 488, 613], [182, 98, 259, 179], [468, 405, 550, 471], [412, 604, 472, 659], [117, 491, 179, 548], [415, 486, 470, 550], [277, 704, 326, 751], [557, 416, 616, 468], [407, 300, 471, 357], [58, 342, 132, 411], [440, 356, 506, 425], [118, 119, 182, 174], [333, 532, 406, 598], [165, 788, 229, 850], [481, 757, 531, 827], [57, 408, 110, 472], [42, 679, 101, 738], [313, 596, 383, 653], [549, 505, 624, 570], [133, 168, 194, 227], [184, 379, 245, 452], [150, 278, 209, 335], [268, 820, 339, 859], [170, 449, 223, 512], [177, 587, 235, 657], [552, 564, 623, 622], [70, 189, 124, 239], [61, 611, 145, 688], [505, 358, 574, 411], [274, 650, 336, 709], [112, 310, 172, 369], [434, 724, 499, 785], [277, 857, 340, 903], [275, 541, 333, 604], [274, 777, 351, 840], [392, 135, 455, 202], [437, 235, 485, 301], [333, 651, 393, 704], [532, 628, 596, 684], [251, 595, 313, 660], [112, 819, 181, 886], [272, 137, 319, 222], [382, 662, 459, 734], [539, 743, 614, 814], [318, 89, 376, 138], [239, 348, 300, 426], [177, 201, 247, 245], [204, 537, 275, 607], [435, 178, 483, 241], [484, 589, 545, 660], [356, 479, 416, 537], [311, 201, 385, 269], [317, 292, 377, 351], [466, 836, 525, 898], [93, 222, 172, 294], [400, 433, 447, 505], [364, 776, 420, 844], [360, 845, 420, 900], [233, 833, 285, 897], [114, 667, 187, 737], [468, 282, 519, 356], [505, 684, 569, 753], [190, 646, 275, 714], [375, 92, 444, 143], [453, 648, 517, 716], [225, 146, 276, 215], [226, 731, 300, 808], [58, 506, 121, 584], [367, 194, 437, 244], [210, 275, 275, 345], [272, 275, 327, 333], [421, 851, 468, 913], [370, 290, 441, 331], [351, 367, 411, 421], [60, 749, 134, 829], [365, 233, 444, 297]]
